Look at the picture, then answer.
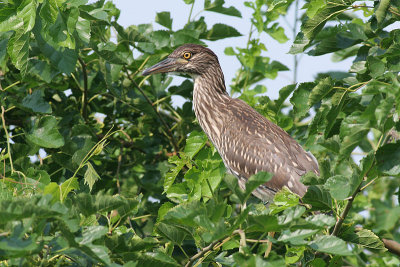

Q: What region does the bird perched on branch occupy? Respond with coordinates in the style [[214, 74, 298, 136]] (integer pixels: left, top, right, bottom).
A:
[[143, 44, 319, 203]]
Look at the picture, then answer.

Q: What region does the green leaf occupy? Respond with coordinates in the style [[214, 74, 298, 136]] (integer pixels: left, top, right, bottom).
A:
[[291, 3, 348, 53], [301, 171, 325, 186], [204, 0, 241, 17], [8, 29, 30, 76], [84, 162, 100, 192], [223, 173, 246, 203], [290, 82, 314, 118], [277, 205, 306, 225], [128, 252, 180, 267], [75, 192, 138, 217], [184, 131, 208, 159], [17, 0, 37, 32], [371, 200, 400, 231], [0, 7, 23, 32], [164, 154, 189, 193], [269, 187, 300, 215], [339, 112, 370, 158], [285, 245, 306, 264], [278, 229, 320, 245], [265, 23, 289, 43], [308, 236, 352, 256], [303, 185, 332, 211], [77, 225, 108, 245], [172, 29, 202, 46], [305, 0, 326, 18], [243, 171, 273, 202], [342, 228, 387, 251], [375, 97, 394, 128], [22, 90, 52, 114], [26, 116, 65, 148], [76, 16, 91, 43], [301, 4, 348, 40], [367, 56, 385, 78], [247, 214, 283, 232], [44, 177, 79, 203], [308, 77, 332, 107], [39, 0, 59, 24], [376, 142, 400, 176], [156, 222, 187, 245], [289, 32, 311, 54], [233, 253, 285, 267], [267, 0, 288, 12], [162, 201, 204, 227], [274, 84, 297, 112], [305, 214, 336, 228], [25, 167, 51, 190], [375, 0, 390, 24], [328, 256, 343, 267], [28, 59, 60, 83], [324, 175, 351, 200], [285, 246, 306, 265], [155, 12, 172, 30], [205, 23, 242, 41], [157, 202, 175, 223]]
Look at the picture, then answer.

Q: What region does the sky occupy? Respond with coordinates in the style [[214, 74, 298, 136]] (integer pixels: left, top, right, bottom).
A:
[[111, 0, 354, 101]]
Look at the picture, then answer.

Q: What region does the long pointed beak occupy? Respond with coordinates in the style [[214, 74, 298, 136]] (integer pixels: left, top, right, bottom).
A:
[[142, 58, 177, 76]]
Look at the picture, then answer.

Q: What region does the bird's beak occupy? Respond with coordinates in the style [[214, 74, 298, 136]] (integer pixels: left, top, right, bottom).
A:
[[142, 58, 177, 76]]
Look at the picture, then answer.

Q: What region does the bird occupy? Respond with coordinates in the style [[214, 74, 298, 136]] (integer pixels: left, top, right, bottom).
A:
[[142, 44, 319, 203]]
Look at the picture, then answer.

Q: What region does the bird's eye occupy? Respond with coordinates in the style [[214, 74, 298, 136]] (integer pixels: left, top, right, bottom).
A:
[[182, 52, 192, 59]]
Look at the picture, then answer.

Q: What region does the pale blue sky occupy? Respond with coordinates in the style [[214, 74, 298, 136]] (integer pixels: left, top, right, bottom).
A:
[[112, 0, 354, 100]]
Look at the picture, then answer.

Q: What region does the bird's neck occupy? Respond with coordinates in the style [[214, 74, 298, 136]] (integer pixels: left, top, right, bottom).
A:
[[192, 66, 230, 148]]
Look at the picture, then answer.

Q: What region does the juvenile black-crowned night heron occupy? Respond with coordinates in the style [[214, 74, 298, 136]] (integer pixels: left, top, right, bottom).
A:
[[143, 44, 319, 202]]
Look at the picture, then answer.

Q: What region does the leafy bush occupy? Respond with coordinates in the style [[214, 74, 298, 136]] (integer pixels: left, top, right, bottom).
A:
[[0, 0, 399, 266]]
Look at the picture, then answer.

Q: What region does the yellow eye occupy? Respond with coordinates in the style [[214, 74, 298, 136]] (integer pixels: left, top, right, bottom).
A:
[[183, 52, 192, 59]]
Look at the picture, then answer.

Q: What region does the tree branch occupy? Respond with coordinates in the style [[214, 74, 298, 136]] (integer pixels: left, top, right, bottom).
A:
[[185, 230, 240, 267], [184, 239, 220, 267], [382, 238, 400, 257], [124, 67, 180, 153], [78, 57, 89, 121], [331, 182, 362, 236]]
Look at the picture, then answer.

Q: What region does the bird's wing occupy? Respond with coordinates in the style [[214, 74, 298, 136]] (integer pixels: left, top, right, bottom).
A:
[[221, 98, 318, 197]]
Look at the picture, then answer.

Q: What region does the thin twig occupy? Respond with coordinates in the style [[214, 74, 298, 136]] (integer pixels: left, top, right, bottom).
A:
[[1, 106, 14, 173], [116, 144, 123, 195], [264, 232, 275, 258], [185, 240, 220, 267], [238, 229, 246, 253], [124, 67, 179, 153], [78, 57, 89, 121], [185, 230, 240, 267], [0, 81, 21, 92], [293, 0, 299, 83], [187, 1, 195, 23]]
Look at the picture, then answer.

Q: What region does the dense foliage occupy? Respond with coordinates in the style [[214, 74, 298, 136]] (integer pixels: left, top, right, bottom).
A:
[[0, 0, 399, 265]]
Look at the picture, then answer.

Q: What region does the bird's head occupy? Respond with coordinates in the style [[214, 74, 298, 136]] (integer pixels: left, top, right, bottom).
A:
[[142, 44, 220, 77]]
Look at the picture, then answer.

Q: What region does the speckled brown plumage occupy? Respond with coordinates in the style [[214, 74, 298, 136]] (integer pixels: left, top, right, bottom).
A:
[[143, 44, 319, 202]]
